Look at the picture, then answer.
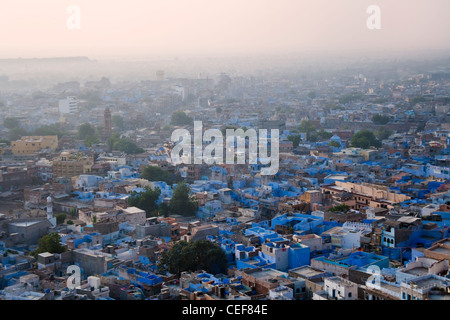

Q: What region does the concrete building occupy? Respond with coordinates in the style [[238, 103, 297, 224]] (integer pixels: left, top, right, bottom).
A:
[[52, 152, 94, 178], [235, 267, 293, 296], [72, 248, 122, 277], [11, 136, 58, 155], [311, 251, 389, 278], [396, 256, 449, 284], [417, 238, 450, 262], [400, 274, 450, 300], [313, 276, 358, 300], [121, 206, 146, 226], [7, 219, 52, 246], [182, 224, 219, 242], [58, 96, 78, 115]]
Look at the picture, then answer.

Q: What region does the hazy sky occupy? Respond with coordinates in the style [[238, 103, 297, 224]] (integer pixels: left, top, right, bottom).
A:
[[0, 0, 449, 59]]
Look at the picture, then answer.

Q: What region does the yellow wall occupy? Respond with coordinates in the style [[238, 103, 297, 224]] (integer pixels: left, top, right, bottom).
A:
[[12, 136, 58, 155]]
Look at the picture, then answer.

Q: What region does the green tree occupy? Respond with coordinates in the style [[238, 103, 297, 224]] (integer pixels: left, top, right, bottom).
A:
[[158, 240, 227, 276], [31, 233, 66, 258], [409, 96, 429, 105], [157, 202, 170, 217], [298, 120, 316, 133], [80, 91, 102, 108], [298, 120, 316, 141], [169, 182, 197, 217], [328, 204, 350, 212], [171, 111, 193, 126], [68, 207, 77, 218], [56, 213, 66, 225], [33, 123, 68, 138], [8, 128, 29, 141], [328, 140, 341, 148], [140, 165, 175, 185], [287, 134, 301, 147], [314, 129, 333, 141], [128, 187, 161, 216], [4, 117, 20, 130], [372, 114, 390, 125], [112, 115, 124, 130], [339, 92, 363, 104], [84, 134, 100, 147], [107, 133, 144, 154], [78, 123, 96, 140], [350, 130, 381, 149], [375, 127, 394, 141], [307, 91, 316, 99]]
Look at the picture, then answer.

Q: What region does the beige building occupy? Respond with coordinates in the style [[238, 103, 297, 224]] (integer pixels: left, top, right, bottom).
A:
[[79, 206, 146, 226], [52, 151, 94, 178], [334, 181, 410, 203], [12, 135, 58, 155]]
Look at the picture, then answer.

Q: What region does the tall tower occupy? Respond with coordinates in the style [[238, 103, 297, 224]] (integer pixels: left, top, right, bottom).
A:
[[104, 107, 112, 139], [46, 195, 56, 227]]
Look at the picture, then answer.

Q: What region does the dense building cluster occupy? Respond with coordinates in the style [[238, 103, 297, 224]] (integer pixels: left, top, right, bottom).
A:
[[0, 56, 449, 300]]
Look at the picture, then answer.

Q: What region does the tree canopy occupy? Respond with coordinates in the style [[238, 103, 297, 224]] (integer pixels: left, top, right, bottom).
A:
[[350, 130, 381, 149], [33, 123, 68, 138], [140, 165, 177, 185], [31, 233, 66, 258], [78, 123, 96, 140], [375, 127, 394, 141], [328, 204, 350, 213], [287, 133, 301, 147], [4, 117, 20, 130], [298, 120, 316, 141], [112, 114, 124, 130], [371, 114, 390, 125], [328, 140, 341, 148], [169, 182, 197, 217], [158, 240, 227, 276], [107, 133, 144, 154], [128, 186, 161, 216], [171, 111, 193, 126]]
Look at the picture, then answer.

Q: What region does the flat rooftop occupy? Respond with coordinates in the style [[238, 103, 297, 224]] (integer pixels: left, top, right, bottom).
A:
[[430, 247, 450, 256], [403, 267, 428, 277], [123, 206, 145, 214], [379, 282, 402, 295], [289, 266, 325, 279], [249, 269, 286, 281], [412, 277, 442, 289], [327, 276, 354, 287]]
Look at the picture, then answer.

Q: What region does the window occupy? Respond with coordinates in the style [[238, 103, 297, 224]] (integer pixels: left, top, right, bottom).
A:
[[348, 292, 352, 298]]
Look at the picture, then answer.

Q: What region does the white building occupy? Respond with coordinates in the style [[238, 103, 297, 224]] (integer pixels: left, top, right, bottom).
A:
[[75, 175, 103, 191], [319, 276, 358, 300], [58, 96, 78, 115], [326, 222, 372, 250], [269, 285, 294, 300]]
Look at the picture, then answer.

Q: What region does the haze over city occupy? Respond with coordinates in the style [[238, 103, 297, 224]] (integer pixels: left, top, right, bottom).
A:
[[1, 0, 450, 59], [0, 0, 449, 307]]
